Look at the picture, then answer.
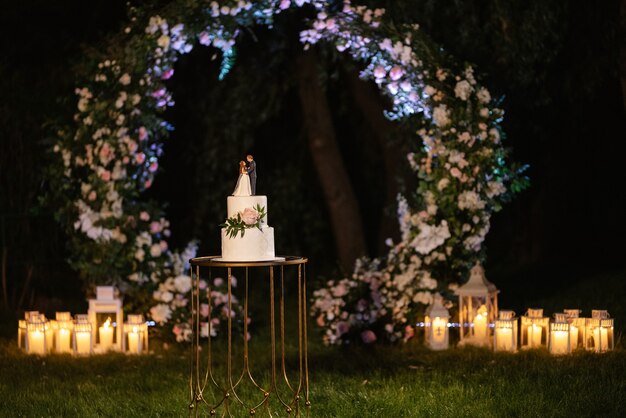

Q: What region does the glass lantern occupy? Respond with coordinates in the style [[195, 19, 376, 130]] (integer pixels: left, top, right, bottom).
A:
[[73, 314, 93, 355], [25, 314, 49, 355], [549, 313, 571, 355], [42, 315, 55, 352], [494, 310, 517, 352], [88, 286, 123, 352], [55, 312, 73, 354], [520, 308, 549, 349], [563, 309, 585, 350], [122, 314, 148, 354], [455, 262, 499, 347], [585, 310, 614, 352], [424, 294, 450, 350]]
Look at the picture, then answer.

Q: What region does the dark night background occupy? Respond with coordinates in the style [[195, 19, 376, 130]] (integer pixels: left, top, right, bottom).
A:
[[0, 0, 625, 323]]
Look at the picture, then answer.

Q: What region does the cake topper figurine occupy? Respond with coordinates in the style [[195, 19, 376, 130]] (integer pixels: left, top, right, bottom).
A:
[[232, 160, 252, 196], [246, 154, 257, 195]]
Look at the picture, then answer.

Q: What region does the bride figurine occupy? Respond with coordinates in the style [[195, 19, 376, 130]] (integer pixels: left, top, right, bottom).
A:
[[232, 160, 252, 196]]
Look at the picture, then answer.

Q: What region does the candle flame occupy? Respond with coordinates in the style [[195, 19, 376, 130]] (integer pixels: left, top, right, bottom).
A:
[[103, 317, 112, 329]]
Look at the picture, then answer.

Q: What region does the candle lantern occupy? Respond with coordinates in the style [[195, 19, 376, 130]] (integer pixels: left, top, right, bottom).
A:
[[55, 312, 73, 353], [122, 314, 148, 354], [549, 313, 571, 355], [520, 308, 549, 349], [455, 262, 499, 347], [563, 309, 585, 350], [25, 314, 49, 355], [585, 310, 614, 352], [43, 315, 56, 352], [88, 286, 123, 352], [494, 310, 517, 352], [73, 314, 93, 355], [424, 294, 450, 350]]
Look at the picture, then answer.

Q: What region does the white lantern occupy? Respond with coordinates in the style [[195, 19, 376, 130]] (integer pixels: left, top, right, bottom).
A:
[[455, 262, 499, 347], [122, 314, 148, 354], [585, 310, 614, 352], [548, 313, 571, 355], [424, 294, 450, 350], [494, 310, 517, 352], [73, 314, 93, 355], [88, 286, 123, 352], [25, 314, 49, 355], [520, 308, 549, 349], [42, 315, 55, 352], [563, 309, 585, 350], [55, 312, 73, 354]]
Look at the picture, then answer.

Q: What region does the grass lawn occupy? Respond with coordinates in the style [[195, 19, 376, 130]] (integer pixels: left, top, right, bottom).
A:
[[1, 269, 624, 417], [1, 337, 625, 417]]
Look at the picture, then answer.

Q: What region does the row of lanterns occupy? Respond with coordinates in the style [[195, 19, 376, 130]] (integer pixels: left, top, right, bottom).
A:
[[18, 286, 149, 355], [423, 264, 615, 354]]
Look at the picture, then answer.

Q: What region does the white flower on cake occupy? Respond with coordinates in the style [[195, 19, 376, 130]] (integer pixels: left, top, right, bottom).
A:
[[241, 207, 260, 225]]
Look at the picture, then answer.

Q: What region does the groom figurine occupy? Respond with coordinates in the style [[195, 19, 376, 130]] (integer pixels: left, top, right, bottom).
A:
[[246, 154, 256, 195]]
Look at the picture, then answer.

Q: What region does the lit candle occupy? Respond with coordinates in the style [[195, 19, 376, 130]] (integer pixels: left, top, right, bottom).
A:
[[473, 305, 488, 340], [569, 325, 579, 349], [57, 328, 72, 353], [28, 330, 46, 355], [551, 330, 569, 354], [45, 321, 55, 352], [593, 327, 608, 352], [127, 326, 141, 354], [496, 327, 513, 351], [99, 317, 114, 350], [432, 317, 446, 344], [75, 332, 91, 354], [528, 324, 542, 347]]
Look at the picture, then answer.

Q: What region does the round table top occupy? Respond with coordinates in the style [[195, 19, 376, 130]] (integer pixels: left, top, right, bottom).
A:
[[189, 255, 307, 267]]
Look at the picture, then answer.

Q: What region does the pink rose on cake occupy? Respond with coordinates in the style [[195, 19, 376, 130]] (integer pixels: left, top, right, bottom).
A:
[[240, 207, 260, 226]]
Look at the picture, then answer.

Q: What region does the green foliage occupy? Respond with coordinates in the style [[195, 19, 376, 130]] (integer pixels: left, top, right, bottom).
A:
[[220, 204, 267, 238]]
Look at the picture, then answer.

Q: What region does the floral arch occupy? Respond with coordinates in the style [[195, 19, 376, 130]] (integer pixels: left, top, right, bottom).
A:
[[49, 0, 526, 343]]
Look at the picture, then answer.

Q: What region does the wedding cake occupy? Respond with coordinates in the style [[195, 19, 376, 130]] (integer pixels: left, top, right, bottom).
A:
[[220, 195, 276, 261]]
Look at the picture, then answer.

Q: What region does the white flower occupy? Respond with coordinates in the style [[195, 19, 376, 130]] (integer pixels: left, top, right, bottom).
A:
[[157, 35, 170, 50], [135, 248, 145, 262], [486, 181, 506, 198], [150, 303, 172, 324], [432, 105, 450, 128], [489, 128, 501, 143], [458, 191, 486, 211], [454, 80, 473, 101], [410, 221, 451, 255], [174, 274, 192, 294], [437, 178, 450, 191], [119, 73, 131, 85], [476, 87, 491, 104], [150, 243, 162, 258]]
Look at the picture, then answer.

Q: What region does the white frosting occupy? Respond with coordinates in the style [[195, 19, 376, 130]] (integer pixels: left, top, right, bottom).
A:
[[227, 195, 268, 226], [221, 226, 275, 261]]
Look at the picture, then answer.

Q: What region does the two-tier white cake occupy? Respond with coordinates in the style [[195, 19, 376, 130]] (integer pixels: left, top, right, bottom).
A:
[[220, 195, 276, 261]]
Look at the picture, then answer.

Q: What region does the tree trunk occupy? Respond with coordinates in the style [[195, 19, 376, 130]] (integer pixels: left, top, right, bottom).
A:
[[296, 50, 366, 272], [343, 67, 403, 253]]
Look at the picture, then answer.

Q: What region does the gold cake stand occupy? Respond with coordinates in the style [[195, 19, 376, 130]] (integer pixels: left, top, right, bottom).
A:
[[188, 256, 310, 417]]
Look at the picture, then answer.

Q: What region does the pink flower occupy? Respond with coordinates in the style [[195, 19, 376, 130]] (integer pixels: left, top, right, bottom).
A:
[[373, 65, 386, 79], [144, 179, 152, 189], [135, 153, 146, 164], [138, 126, 148, 141], [127, 140, 138, 153], [150, 221, 162, 234], [279, 0, 290, 10], [172, 325, 182, 336], [122, 156, 130, 164], [361, 329, 377, 344], [151, 88, 166, 98], [200, 303, 209, 317], [213, 277, 224, 287], [99, 170, 111, 181], [241, 207, 260, 226], [199, 280, 207, 290], [161, 68, 174, 80], [450, 167, 462, 178], [336, 321, 350, 337], [326, 18, 336, 30], [316, 315, 325, 327], [88, 190, 97, 201], [149, 161, 158, 173], [332, 283, 348, 297], [159, 240, 168, 251], [389, 66, 404, 81], [139, 211, 150, 221]]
